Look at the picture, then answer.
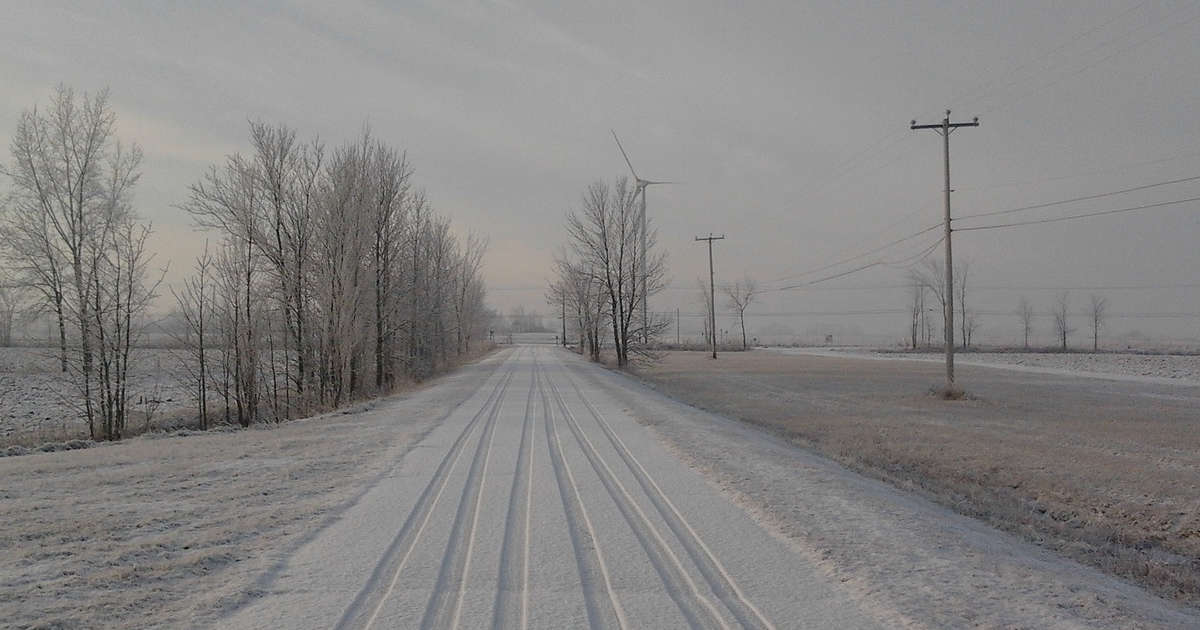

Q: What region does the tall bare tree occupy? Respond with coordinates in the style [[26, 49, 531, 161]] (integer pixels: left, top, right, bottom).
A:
[[564, 178, 667, 367], [1052, 291, 1073, 351], [1, 85, 156, 439], [723, 275, 757, 350], [1089, 294, 1108, 352]]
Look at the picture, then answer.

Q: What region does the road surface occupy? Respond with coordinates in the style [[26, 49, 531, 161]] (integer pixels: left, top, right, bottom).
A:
[[222, 345, 880, 629]]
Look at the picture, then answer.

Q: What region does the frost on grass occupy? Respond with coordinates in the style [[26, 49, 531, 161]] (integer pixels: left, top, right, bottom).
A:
[[0, 371, 473, 630]]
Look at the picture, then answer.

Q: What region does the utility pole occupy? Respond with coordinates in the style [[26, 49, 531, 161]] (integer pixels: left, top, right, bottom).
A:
[[561, 290, 566, 347], [676, 308, 680, 345], [911, 110, 978, 392], [695, 234, 725, 359]]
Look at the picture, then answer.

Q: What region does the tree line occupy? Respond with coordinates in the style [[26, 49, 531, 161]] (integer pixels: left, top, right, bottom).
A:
[[907, 257, 1108, 351], [0, 85, 490, 440]]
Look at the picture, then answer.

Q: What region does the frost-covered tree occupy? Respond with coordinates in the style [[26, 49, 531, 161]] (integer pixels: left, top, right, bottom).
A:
[[1052, 291, 1074, 351], [179, 121, 489, 426], [1016, 296, 1035, 349], [1, 85, 157, 440], [724, 275, 757, 350], [564, 178, 668, 367]]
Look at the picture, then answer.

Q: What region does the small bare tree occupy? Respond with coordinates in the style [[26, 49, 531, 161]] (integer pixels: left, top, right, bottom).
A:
[[697, 277, 713, 347], [1016, 296, 1034, 349], [1052, 291, 1073, 351], [955, 259, 973, 349], [723, 275, 757, 350], [1089, 294, 1108, 352], [171, 245, 213, 430], [0, 280, 32, 346], [907, 276, 925, 349]]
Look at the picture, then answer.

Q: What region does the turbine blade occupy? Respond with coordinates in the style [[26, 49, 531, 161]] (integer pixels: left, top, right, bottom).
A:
[[643, 179, 677, 185], [611, 129, 640, 180]]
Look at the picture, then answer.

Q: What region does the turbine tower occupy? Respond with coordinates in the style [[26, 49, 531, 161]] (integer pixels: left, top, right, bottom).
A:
[[612, 130, 672, 344]]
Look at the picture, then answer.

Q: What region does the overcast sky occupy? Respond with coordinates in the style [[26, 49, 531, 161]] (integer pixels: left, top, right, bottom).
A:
[[3, 1, 1199, 344]]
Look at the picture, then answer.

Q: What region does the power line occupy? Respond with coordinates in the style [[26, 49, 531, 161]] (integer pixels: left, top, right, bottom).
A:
[[956, 148, 1200, 194], [773, 222, 941, 282], [952, 1, 1152, 111], [955, 174, 1200, 221], [984, 4, 1200, 117], [954, 195, 1200, 232], [769, 235, 944, 293]]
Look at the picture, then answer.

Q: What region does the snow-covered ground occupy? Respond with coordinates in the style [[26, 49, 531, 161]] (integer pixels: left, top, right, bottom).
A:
[[4, 346, 1197, 628], [769, 347, 1200, 384], [0, 347, 193, 442]]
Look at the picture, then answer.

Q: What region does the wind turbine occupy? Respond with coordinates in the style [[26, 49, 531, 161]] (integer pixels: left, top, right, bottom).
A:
[[611, 130, 673, 344]]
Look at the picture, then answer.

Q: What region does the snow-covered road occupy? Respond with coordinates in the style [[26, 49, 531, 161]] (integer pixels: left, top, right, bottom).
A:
[[221, 346, 879, 629]]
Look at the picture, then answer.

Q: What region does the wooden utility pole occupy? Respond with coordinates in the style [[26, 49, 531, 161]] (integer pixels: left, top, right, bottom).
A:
[[911, 110, 978, 392], [695, 234, 725, 359]]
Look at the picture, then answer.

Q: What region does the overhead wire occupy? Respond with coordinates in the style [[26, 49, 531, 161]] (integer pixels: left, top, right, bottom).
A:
[[954, 174, 1200, 221], [773, 222, 942, 283], [954, 195, 1200, 232], [956, 149, 1200, 194], [951, 1, 1153, 111], [770, 235, 944, 292]]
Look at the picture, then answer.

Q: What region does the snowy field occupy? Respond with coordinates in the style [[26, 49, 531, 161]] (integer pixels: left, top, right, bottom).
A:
[[769, 347, 1200, 384], [0, 347, 192, 443]]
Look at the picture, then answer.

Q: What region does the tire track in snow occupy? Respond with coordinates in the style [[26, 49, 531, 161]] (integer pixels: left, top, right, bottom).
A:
[[419, 346, 510, 630], [559, 360, 778, 630], [335, 348, 521, 630], [539, 359, 628, 630], [491, 355, 538, 630], [544, 367, 730, 630]]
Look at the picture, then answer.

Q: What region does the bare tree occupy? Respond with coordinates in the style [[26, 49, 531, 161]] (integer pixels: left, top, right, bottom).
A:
[[171, 245, 213, 430], [955, 259, 975, 349], [1, 85, 156, 439], [963, 311, 980, 349], [911, 258, 947, 347], [1016, 296, 1035, 349], [0, 280, 33, 347], [697, 277, 714, 347], [564, 178, 667, 367], [1052, 291, 1073, 351], [453, 233, 488, 354], [907, 274, 926, 349], [723, 275, 757, 350], [1089, 294, 1108, 352], [177, 120, 490, 427], [88, 210, 162, 440]]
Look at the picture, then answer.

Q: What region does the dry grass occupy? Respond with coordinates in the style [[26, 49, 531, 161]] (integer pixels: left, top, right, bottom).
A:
[[633, 350, 1200, 607]]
